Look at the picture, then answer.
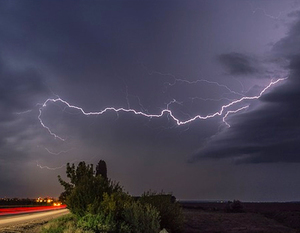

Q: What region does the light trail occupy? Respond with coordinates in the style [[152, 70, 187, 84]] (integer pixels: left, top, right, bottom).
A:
[[38, 78, 287, 141]]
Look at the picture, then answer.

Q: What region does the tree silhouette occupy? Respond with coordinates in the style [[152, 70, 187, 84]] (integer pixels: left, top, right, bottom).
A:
[[96, 159, 107, 179]]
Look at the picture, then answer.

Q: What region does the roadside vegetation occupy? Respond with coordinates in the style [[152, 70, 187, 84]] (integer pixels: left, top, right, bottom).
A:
[[41, 160, 183, 233]]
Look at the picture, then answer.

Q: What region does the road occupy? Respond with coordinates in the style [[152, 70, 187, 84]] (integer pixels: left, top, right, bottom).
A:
[[0, 208, 69, 228]]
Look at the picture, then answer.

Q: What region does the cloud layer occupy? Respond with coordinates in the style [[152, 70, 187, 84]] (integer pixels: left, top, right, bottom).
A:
[[192, 12, 300, 164]]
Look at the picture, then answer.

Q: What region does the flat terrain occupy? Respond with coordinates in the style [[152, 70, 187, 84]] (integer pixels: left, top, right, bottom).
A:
[[181, 202, 300, 233], [1, 202, 300, 232]]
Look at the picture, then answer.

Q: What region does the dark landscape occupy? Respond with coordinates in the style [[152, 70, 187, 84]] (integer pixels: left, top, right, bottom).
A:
[[181, 201, 300, 233]]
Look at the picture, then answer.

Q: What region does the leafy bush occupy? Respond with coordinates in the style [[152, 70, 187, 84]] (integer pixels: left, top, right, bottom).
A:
[[57, 161, 181, 233], [77, 213, 116, 232], [140, 191, 183, 233], [41, 214, 93, 233], [224, 200, 245, 213], [122, 201, 161, 233], [58, 162, 122, 217]]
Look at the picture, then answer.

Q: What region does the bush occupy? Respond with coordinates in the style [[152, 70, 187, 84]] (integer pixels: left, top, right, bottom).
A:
[[122, 201, 161, 233], [224, 200, 245, 213], [77, 213, 116, 232], [57, 161, 181, 232], [140, 191, 183, 233], [41, 214, 93, 233]]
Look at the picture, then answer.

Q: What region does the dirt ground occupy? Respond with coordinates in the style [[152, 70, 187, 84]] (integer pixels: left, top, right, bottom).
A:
[[0, 219, 45, 233], [183, 209, 297, 233]]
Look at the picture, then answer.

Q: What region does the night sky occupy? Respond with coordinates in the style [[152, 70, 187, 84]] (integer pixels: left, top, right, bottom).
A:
[[1, 0, 300, 201]]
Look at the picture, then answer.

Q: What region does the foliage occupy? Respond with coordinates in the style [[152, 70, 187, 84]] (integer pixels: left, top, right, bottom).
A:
[[58, 161, 122, 217], [96, 160, 108, 180], [58, 162, 93, 203], [140, 191, 183, 233], [57, 161, 181, 233], [88, 191, 160, 233], [121, 201, 161, 233], [224, 200, 245, 213], [41, 214, 94, 233], [77, 213, 116, 232]]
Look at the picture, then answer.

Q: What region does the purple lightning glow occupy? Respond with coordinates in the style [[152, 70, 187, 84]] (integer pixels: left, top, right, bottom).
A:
[[38, 78, 287, 141]]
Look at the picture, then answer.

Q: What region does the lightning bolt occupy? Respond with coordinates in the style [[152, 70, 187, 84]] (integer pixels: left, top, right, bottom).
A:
[[38, 107, 65, 141], [38, 78, 287, 140], [252, 8, 282, 20], [36, 161, 66, 170], [14, 110, 32, 115], [44, 147, 75, 155], [141, 63, 244, 96], [36, 155, 97, 170], [190, 96, 234, 103], [166, 78, 244, 97], [222, 105, 249, 127], [248, 2, 283, 20]]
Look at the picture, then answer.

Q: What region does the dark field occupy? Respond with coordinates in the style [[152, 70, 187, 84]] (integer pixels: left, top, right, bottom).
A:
[[181, 202, 300, 233]]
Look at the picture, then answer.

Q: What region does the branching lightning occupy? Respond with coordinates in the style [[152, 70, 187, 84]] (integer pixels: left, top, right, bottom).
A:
[[222, 105, 249, 127], [36, 161, 66, 170], [166, 78, 244, 97], [44, 147, 75, 155], [38, 78, 287, 140], [36, 155, 97, 170]]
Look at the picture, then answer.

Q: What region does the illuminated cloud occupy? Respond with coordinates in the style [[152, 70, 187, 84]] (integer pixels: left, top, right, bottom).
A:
[[192, 12, 300, 164]]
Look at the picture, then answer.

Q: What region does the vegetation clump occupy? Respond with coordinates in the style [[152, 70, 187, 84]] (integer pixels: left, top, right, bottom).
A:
[[140, 191, 183, 233], [46, 159, 182, 233], [224, 200, 245, 213]]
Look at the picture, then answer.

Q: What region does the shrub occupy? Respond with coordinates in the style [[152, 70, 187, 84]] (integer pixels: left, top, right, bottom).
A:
[[122, 201, 161, 233], [140, 191, 183, 233], [77, 213, 116, 232], [57, 161, 180, 233], [224, 200, 245, 213], [41, 214, 90, 233], [59, 161, 123, 217]]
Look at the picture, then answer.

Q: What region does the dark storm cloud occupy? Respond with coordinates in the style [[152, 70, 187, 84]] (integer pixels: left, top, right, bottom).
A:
[[218, 52, 259, 76], [1, 0, 299, 201], [0, 0, 188, 111], [192, 13, 300, 164], [191, 101, 300, 163], [0, 58, 48, 120], [0, 55, 49, 167]]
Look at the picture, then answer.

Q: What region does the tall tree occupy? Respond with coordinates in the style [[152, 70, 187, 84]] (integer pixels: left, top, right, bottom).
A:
[[58, 160, 122, 217], [96, 159, 107, 179]]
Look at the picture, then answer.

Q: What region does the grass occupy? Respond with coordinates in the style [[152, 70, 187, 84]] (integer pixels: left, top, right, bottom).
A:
[[40, 214, 93, 233]]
